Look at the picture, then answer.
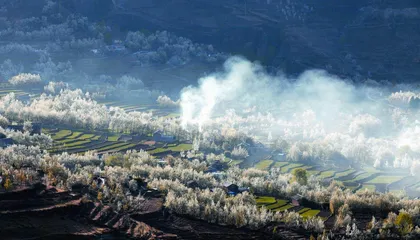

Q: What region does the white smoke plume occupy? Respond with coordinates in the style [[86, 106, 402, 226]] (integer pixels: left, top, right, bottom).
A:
[[178, 56, 420, 171]]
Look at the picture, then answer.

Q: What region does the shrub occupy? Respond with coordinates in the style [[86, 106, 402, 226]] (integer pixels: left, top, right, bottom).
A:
[[395, 212, 414, 235], [292, 168, 308, 185]]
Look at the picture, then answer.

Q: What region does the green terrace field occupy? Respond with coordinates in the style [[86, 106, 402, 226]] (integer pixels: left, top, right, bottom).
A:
[[335, 169, 356, 178], [366, 175, 404, 184], [273, 161, 289, 168], [255, 160, 273, 170], [280, 163, 304, 173], [147, 143, 193, 154], [252, 159, 413, 194], [319, 170, 336, 179], [45, 128, 190, 155], [255, 196, 329, 220]]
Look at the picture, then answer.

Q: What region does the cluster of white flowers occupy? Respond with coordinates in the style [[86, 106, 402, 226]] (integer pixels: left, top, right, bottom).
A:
[[8, 73, 42, 86]]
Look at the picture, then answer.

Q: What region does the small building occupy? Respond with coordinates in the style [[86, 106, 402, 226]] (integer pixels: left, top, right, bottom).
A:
[[32, 123, 42, 135], [187, 180, 199, 189], [0, 138, 14, 148], [144, 188, 160, 198], [152, 130, 176, 143], [93, 176, 106, 189], [273, 152, 286, 161], [291, 194, 303, 207], [205, 160, 228, 173], [223, 183, 239, 195], [157, 159, 168, 166]]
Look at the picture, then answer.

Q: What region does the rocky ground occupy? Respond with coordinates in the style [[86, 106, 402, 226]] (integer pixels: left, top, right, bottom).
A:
[[0, 183, 311, 239]]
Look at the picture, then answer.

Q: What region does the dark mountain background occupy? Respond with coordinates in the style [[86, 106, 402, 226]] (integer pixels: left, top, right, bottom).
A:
[[7, 0, 420, 83]]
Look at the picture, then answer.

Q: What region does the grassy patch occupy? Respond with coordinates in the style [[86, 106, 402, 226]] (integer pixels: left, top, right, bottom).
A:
[[67, 132, 83, 139], [255, 160, 273, 170], [96, 142, 134, 152], [351, 172, 375, 182], [148, 147, 167, 154], [273, 161, 289, 168], [298, 208, 311, 214], [92, 135, 101, 140], [266, 200, 288, 209], [274, 204, 293, 212], [319, 171, 335, 179], [52, 130, 72, 140], [78, 134, 95, 140], [307, 170, 320, 176], [367, 175, 404, 184], [301, 210, 321, 219], [63, 140, 91, 148], [107, 135, 120, 141], [168, 144, 193, 152], [335, 169, 356, 178], [281, 163, 303, 173], [256, 196, 276, 205]]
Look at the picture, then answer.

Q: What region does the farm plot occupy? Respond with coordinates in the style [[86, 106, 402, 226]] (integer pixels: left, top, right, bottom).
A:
[[255, 160, 273, 170], [256, 196, 276, 205], [366, 175, 404, 184], [67, 132, 83, 139], [265, 200, 288, 210], [301, 210, 321, 219], [335, 169, 356, 179], [149, 143, 193, 154], [319, 170, 336, 179], [280, 163, 304, 173], [107, 135, 120, 142], [273, 161, 289, 168], [52, 130, 72, 140], [256, 196, 324, 220]]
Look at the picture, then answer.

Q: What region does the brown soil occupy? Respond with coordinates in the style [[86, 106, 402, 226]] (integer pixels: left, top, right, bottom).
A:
[[0, 184, 315, 240]]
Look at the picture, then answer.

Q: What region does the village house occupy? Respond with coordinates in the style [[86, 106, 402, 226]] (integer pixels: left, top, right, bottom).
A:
[[291, 194, 303, 206], [187, 180, 200, 189], [223, 182, 239, 195], [0, 137, 13, 148], [152, 130, 176, 143], [205, 160, 228, 173]]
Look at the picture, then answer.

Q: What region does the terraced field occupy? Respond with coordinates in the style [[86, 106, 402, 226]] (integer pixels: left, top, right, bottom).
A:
[[367, 175, 404, 184], [319, 170, 336, 179], [148, 143, 193, 154], [273, 161, 289, 168], [252, 158, 413, 194], [280, 163, 304, 173], [255, 160, 273, 170], [255, 196, 329, 220]]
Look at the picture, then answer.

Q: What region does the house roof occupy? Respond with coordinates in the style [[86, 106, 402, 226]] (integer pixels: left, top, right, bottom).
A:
[[291, 194, 303, 200], [153, 130, 163, 135], [223, 182, 238, 188]]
